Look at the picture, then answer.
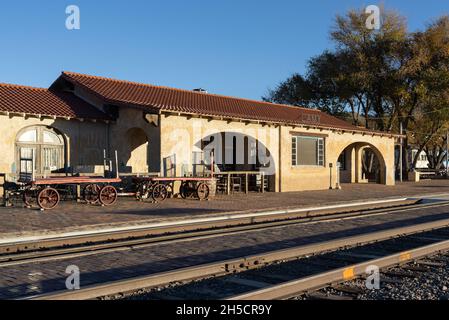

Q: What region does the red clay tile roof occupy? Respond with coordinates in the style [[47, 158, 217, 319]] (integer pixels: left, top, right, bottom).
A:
[[61, 71, 394, 135], [0, 83, 109, 120]]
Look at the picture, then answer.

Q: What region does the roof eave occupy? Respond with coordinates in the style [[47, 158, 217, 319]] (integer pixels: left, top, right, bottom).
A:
[[0, 110, 111, 123], [159, 110, 400, 138], [61, 72, 401, 138]]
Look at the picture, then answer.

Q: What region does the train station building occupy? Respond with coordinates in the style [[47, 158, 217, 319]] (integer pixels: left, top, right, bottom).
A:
[[0, 72, 400, 192]]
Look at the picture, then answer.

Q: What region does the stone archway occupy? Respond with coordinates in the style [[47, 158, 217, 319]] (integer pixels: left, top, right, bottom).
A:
[[336, 142, 387, 185], [195, 131, 276, 191]]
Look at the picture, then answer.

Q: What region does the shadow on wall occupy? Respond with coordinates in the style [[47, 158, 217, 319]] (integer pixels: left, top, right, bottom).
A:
[[119, 127, 150, 173], [52, 118, 106, 175], [13, 119, 110, 178]]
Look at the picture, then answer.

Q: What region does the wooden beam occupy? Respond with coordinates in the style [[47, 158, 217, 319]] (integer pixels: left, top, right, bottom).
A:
[[290, 131, 329, 138]]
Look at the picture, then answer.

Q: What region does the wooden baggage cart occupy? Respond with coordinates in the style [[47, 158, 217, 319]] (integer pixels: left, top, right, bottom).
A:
[[23, 176, 121, 210], [134, 176, 214, 202]]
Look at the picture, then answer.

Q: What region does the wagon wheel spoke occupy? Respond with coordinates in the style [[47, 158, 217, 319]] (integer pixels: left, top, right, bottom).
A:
[[99, 185, 118, 206], [37, 187, 60, 210], [135, 183, 145, 201], [152, 184, 168, 202], [180, 182, 188, 199], [83, 184, 101, 204], [23, 187, 36, 207], [196, 183, 210, 201], [166, 183, 174, 198], [186, 182, 195, 198]]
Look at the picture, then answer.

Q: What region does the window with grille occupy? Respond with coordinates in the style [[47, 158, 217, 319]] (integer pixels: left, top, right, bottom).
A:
[[16, 126, 64, 175], [291, 135, 325, 166], [291, 137, 297, 166]]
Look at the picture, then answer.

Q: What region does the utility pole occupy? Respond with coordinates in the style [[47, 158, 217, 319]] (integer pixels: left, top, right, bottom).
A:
[[399, 122, 403, 182], [329, 163, 333, 189]]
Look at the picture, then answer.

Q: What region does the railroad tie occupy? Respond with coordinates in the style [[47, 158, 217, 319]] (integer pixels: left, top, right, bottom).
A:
[[401, 265, 429, 272], [331, 284, 365, 295], [379, 277, 403, 285], [416, 260, 445, 267], [222, 277, 271, 289], [382, 270, 416, 279], [306, 292, 354, 301]]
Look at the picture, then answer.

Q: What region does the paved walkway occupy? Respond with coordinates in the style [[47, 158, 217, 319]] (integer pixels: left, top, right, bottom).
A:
[[1, 180, 449, 238]]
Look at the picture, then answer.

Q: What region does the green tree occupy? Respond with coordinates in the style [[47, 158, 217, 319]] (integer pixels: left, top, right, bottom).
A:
[[264, 8, 408, 131], [264, 9, 449, 176], [406, 17, 449, 170]]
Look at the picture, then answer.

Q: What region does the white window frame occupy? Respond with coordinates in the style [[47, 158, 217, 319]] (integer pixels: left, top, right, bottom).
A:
[[16, 126, 65, 175], [291, 135, 325, 167]]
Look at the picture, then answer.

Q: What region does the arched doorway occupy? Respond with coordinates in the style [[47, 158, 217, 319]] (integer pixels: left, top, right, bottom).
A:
[[337, 143, 386, 184], [16, 126, 66, 176], [195, 132, 276, 192], [123, 128, 149, 173]]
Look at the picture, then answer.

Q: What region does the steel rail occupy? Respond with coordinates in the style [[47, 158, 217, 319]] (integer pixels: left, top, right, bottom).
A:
[[0, 199, 428, 256], [0, 199, 435, 263], [26, 216, 449, 300], [228, 238, 449, 300]]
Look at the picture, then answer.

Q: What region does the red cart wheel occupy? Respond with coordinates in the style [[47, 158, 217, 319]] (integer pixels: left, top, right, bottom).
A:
[[196, 183, 210, 200], [152, 184, 168, 202], [37, 187, 60, 210], [83, 184, 101, 204], [99, 185, 118, 206]]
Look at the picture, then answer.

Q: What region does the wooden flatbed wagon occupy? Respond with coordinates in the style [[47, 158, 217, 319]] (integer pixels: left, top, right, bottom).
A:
[[134, 152, 217, 203], [24, 176, 121, 210], [134, 176, 214, 202], [21, 151, 122, 210]]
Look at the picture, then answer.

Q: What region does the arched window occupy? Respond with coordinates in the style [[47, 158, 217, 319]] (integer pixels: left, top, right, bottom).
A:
[[16, 126, 65, 175]]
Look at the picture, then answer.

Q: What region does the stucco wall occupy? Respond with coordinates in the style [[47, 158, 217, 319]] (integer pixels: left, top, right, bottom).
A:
[[0, 110, 396, 193], [0, 114, 108, 176], [109, 107, 161, 173], [279, 126, 396, 192], [159, 114, 280, 191], [159, 114, 396, 192], [0, 108, 161, 178]]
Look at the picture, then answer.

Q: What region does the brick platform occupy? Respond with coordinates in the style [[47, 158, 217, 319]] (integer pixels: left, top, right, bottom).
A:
[[1, 180, 449, 238], [3, 199, 449, 299]]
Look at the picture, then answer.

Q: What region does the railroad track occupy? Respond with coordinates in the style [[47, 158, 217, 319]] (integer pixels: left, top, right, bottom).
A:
[[228, 229, 449, 300], [1, 199, 442, 265], [1, 198, 422, 256], [123, 223, 449, 301], [298, 254, 449, 300], [26, 212, 449, 300]]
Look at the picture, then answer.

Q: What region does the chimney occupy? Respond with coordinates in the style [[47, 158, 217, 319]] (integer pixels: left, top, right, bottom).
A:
[[193, 88, 208, 94]]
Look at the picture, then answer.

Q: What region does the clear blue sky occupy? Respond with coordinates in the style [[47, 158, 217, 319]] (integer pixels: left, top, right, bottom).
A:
[[0, 0, 447, 100]]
